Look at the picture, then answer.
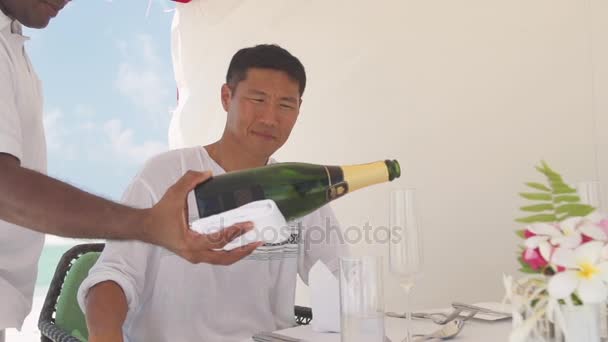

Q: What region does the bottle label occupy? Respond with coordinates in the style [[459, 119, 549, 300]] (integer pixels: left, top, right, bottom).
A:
[[328, 182, 349, 201]]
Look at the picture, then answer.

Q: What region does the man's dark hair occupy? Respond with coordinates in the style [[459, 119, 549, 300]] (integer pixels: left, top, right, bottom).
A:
[[226, 44, 306, 97]]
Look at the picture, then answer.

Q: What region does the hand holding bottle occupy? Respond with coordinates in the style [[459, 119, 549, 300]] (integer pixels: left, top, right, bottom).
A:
[[139, 170, 263, 264]]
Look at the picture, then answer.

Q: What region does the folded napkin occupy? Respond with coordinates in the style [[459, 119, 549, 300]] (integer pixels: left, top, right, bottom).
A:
[[309, 260, 341, 333], [190, 199, 289, 250]]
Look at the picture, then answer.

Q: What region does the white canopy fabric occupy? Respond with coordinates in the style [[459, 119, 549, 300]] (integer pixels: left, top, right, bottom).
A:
[[169, 0, 401, 148]]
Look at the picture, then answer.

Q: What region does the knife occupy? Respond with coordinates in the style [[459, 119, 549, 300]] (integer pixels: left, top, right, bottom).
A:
[[451, 302, 511, 317], [252, 332, 304, 342]]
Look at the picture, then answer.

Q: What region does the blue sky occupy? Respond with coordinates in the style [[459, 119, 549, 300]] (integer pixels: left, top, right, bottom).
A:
[[24, 0, 177, 200]]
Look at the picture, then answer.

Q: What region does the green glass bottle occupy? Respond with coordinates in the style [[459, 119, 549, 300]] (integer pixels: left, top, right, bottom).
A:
[[194, 159, 401, 221]]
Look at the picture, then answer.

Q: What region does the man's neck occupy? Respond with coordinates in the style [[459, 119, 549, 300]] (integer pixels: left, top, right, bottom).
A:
[[0, 1, 12, 20], [205, 138, 269, 172]]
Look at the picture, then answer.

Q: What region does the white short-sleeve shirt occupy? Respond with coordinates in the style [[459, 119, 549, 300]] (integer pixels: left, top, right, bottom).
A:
[[0, 11, 47, 330]]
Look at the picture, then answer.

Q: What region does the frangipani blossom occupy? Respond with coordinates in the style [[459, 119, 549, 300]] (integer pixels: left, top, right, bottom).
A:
[[524, 217, 607, 260], [548, 241, 608, 303], [524, 223, 562, 262], [560, 216, 607, 243], [550, 218, 586, 248]]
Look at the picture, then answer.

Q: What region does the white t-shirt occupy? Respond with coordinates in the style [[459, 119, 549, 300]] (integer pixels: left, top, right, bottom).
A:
[[78, 147, 347, 342], [0, 12, 46, 330]]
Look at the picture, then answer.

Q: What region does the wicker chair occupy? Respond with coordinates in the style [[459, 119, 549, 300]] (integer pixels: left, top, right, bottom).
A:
[[39, 243, 103, 342], [39, 243, 313, 342]]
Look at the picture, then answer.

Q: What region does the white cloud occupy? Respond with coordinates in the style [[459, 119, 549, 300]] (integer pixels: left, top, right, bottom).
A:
[[115, 34, 172, 117], [43, 108, 166, 165], [103, 119, 167, 163]]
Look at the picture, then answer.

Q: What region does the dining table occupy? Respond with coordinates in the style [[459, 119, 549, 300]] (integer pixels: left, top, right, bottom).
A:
[[245, 315, 512, 341]]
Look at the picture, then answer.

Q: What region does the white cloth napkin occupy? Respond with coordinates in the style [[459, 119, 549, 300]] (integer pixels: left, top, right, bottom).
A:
[[309, 260, 341, 333], [190, 199, 289, 250]]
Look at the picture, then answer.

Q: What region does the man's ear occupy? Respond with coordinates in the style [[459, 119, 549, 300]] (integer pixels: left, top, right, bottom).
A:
[[221, 84, 231, 111], [299, 97, 303, 109]]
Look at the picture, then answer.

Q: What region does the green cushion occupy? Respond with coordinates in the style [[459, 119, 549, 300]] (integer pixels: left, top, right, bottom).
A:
[[55, 252, 101, 342]]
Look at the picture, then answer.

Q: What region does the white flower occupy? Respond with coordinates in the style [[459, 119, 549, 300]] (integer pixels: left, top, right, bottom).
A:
[[525, 218, 607, 260], [561, 216, 607, 242], [548, 241, 608, 303], [524, 223, 562, 261], [552, 218, 586, 248]]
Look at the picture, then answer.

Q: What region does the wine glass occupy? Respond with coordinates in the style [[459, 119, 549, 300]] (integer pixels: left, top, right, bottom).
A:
[[339, 256, 385, 342], [389, 188, 424, 342]]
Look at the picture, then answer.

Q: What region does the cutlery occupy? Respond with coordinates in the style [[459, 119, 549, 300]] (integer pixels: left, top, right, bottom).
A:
[[387, 308, 476, 325], [252, 331, 304, 342], [411, 319, 465, 341], [451, 302, 511, 318]]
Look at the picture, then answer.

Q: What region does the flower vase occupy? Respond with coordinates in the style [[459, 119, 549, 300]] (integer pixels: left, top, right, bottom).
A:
[[560, 304, 601, 342]]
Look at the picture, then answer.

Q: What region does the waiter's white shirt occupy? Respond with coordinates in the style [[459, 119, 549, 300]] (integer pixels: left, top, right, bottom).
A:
[[0, 10, 47, 330]]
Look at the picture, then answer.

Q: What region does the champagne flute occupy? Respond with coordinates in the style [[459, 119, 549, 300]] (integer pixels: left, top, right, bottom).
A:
[[389, 188, 424, 342]]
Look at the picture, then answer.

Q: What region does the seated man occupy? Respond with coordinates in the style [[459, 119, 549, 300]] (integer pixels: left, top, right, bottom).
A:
[[78, 44, 346, 342]]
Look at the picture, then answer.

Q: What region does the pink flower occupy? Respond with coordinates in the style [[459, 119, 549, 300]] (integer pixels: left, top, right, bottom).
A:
[[522, 248, 548, 270], [582, 234, 594, 243], [171, 0, 192, 3]]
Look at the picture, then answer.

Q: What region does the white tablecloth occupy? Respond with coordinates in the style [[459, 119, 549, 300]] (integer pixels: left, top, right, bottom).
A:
[[246, 316, 512, 341]]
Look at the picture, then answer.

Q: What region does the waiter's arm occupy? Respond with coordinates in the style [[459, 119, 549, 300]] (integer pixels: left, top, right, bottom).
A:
[[0, 153, 260, 264]]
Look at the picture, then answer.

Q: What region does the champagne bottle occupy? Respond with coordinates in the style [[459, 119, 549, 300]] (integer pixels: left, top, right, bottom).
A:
[[194, 159, 401, 221]]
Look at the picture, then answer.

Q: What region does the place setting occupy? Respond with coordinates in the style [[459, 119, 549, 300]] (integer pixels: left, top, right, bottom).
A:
[[251, 188, 512, 342]]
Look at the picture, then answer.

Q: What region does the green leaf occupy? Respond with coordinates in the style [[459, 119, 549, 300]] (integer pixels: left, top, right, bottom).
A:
[[548, 179, 568, 187], [519, 267, 538, 274], [571, 293, 583, 306], [520, 192, 552, 201], [518, 256, 538, 274], [552, 185, 577, 194], [535, 167, 546, 177], [516, 229, 526, 238], [520, 204, 554, 212], [553, 195, 581, 203], [516, 214, 558, 223], [546, 174, 564, 183], [555, 204, 595, 216], [525, 182, 551, 192], [541, 161, 561, 177], [517, 161, 589, 226]]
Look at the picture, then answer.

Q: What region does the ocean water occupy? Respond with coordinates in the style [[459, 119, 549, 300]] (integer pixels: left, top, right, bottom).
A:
[[36, 236, 104, 286], [37, 243, 75, 288]]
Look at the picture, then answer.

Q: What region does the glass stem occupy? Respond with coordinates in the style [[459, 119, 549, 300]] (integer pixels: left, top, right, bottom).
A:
[[401, 283, 413, 342]]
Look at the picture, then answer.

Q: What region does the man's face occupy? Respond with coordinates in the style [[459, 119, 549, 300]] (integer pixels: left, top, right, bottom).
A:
[[221, 68, 301, 159], [0, 0, 68, 29]]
